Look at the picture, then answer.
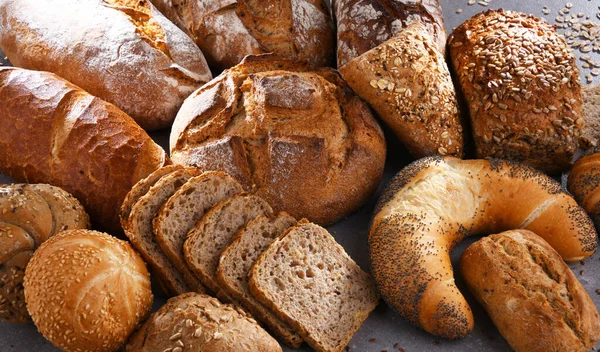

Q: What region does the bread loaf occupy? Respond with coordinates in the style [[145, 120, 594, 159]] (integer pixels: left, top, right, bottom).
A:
[[448, 10, 582, 174], [126, 293, 282, 352], [333, 0, 446, 67], [460, 230, 600, 352], [24, 230, 153, 352], [568, 147, 600, 229], [0, 184, 89, 322], [0, 0, 212, 130], [170, 54, 386, 225], [369, 156, 597, 339], [149, 0, 334, 70], [0, 67, 168, 233], [580, 84, 600, 149]]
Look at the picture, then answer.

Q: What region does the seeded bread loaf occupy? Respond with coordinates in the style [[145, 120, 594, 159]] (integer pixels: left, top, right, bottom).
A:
[[0, 184, 89, 322], [126, 167, 203, 296], [249, 220, 379, 352], [580, 84, 600, 149], [155, 172, 244, 291], [460, 230, 600, 352], [217, 213, 302, 348], [170, 54, 386, 225], [448, 10, 582, 174], [0, 0, 212, 130], [126, 293, 282, 352], [149, 0, 334, 70], [0, 67, 168, 233]]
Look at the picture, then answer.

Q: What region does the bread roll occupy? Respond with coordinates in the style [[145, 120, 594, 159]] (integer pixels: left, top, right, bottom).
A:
[[170, 54, 386, 225], [149, 0, 335, 70], [369, 156, 597, 339], [126, 293, 282, 352], [568, 147, 600, 229], [24, 230, 153, 352], [580, 84, 600, 149], [0, 184, 89, 323], [448, 10, 582, 174], [461, 230, 600, 352], [0, 0, 212, 130], [0, 67, 168, 233]]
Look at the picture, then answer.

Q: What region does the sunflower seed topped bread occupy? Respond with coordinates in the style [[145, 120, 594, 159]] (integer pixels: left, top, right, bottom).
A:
[[0, 0, 212, 130], [448, 10, 582, 174], [580, 85, 600, 149], [126, 293, 282, 352], [369, 156, 597, 339], [149, 0, 335, 70], [170, 54, 386, 225], [126, 167, 203, 296], [155, 172, 244, 291], [0, 184, 89, 322], [217, 213, 301, 348], [249, 220, 379, 352], [460, 230, 600, 352]]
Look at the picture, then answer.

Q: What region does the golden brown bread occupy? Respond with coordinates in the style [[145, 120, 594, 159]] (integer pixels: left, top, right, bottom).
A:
[[24, 230, 153, 352], [0, 67, 168, 234], [460, 230, 600, 352], [170, 54, 386, 225], [448, 10, 582, 174], [149, 0, 335, 70], [568, 147, 600, 229], [0, 0, 212, 130], [369, 156, 597, 339]]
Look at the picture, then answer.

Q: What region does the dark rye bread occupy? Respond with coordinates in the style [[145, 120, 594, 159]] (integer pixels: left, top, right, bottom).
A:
[[249, 220, 379, 352], [581, 85, 600, 149], [217, 213, 302, 348], [155, 172, 244, 291], [127, 168, 202, 295], [185, 194, 273, 295]]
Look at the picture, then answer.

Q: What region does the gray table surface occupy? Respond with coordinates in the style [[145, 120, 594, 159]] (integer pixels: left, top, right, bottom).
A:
[[1, 1, 600, 351]]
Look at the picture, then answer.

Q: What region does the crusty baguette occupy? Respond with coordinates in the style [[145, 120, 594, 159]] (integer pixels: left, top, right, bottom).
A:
[[461, 230, 600, 352], [580, 84, 600, 149], [0, 67, 168, 233], [0, 0, 212, 130]]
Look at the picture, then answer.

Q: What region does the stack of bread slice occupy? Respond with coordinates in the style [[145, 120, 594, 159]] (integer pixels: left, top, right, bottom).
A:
[[121, 166, 380, 352]]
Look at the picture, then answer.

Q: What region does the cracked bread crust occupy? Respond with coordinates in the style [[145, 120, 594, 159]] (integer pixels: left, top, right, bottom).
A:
[[170, 54, 386, 226], [460, 230, 600, 352]]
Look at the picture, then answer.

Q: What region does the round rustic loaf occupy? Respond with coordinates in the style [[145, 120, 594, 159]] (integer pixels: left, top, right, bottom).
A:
[[369, 156, 597, 339], [126, 293, 282, 352], [448, 10, 582, 174], [150, 0, 335, 70], [568, 147, 600, 229], [24, 230, 153, 352], [0, 184, 89, 323], [170, 55, 386, 225]]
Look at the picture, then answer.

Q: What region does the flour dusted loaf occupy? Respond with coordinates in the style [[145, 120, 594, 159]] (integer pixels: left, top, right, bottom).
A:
[[126, 293, 282, 352], [370, 156, 597, 339], [24, 230, 153, 352], [0, 184, 89, 322], [149, 0, 334, 70], [448, 10, 582, 174], [0, 0, 212, 130], [170, 55, 386, 225], [0, 67, 168, 233], [581, 85, 600, 149], [461, 230, 600, 352]]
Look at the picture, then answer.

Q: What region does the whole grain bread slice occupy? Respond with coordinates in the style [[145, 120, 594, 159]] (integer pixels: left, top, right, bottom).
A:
[[184, 193, 273, 294], [581, 84, 600, 149], [154, 171, 244, 291], [217, 213, 303, 348], [249, 220, 380, 352], [127, 167, 202, 296]]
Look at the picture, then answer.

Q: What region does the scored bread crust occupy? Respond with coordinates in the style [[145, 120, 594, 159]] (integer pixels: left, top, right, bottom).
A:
[[369, 156, 597, 339], [170, 54, 386, 226], [0, 0, 212, 130], [448, 9, 582, 174], [460, 230, 600, 352]]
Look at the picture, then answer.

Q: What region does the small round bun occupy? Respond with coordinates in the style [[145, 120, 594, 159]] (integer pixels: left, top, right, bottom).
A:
[[24, 230, 153, 352]]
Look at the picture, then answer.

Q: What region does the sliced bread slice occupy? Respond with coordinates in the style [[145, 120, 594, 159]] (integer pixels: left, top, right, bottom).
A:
[[249, 220, 380, 352], [184, 194, 273, 295], [127, 167, 202, 295], [154, 171, 244, 291], [581, 84, 600, 149], [217, 213, 303, 348]]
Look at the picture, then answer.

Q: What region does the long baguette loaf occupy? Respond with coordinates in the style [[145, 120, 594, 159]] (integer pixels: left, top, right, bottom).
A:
[[0, 0, 212, 130], [0, 67, 168, 233]]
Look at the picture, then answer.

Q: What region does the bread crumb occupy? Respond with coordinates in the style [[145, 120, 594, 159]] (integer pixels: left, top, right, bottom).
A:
[[369, 338, 376, 343]]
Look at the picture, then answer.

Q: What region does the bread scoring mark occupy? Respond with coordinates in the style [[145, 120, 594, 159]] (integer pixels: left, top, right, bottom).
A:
[[517, 198, 555, 229]]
